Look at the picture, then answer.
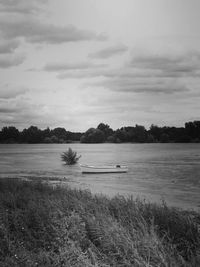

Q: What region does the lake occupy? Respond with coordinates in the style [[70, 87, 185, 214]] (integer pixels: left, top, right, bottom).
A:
[[0, 143, 200, 211]]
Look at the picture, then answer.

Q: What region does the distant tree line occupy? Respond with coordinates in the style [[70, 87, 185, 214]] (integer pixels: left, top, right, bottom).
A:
[[0, 126, 82, 144], [80, 121, 200, 143], [0, 121, 200, 144]]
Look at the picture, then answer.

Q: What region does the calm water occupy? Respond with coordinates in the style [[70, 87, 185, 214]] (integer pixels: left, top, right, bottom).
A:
[[0, 143, 200, 211]]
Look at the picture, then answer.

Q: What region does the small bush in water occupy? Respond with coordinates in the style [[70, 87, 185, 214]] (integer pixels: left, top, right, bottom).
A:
[[61, 147, 81, 165]]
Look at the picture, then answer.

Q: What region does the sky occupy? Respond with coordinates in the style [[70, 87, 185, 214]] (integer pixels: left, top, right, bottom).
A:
[[0, 0, 200, 131]]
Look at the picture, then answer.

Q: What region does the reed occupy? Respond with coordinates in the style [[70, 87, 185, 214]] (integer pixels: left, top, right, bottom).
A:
[[0, 178, 199, 266]]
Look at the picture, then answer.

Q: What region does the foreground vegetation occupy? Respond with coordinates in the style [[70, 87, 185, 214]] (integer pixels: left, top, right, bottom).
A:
[[1, 120, 200, 143], [0, 178, 200, 266]]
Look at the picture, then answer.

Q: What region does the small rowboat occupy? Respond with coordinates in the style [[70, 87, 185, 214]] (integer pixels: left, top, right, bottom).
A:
[[80, 164, 128, 174]]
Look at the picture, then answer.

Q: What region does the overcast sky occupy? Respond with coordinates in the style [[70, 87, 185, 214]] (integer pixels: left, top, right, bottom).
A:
[[0, 0, 200, 131]]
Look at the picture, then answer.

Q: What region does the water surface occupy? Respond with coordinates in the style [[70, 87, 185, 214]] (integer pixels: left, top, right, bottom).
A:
[[0, 143, 200, 211]]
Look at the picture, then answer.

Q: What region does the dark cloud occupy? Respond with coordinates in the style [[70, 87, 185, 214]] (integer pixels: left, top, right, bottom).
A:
[[44, 62, 107, 72], [0, 0, 47, 14], [130, 54, 181, 69], [132, 85, 189, 94], [89, 78, 189, 94], [0, 55, 24, 68], [129, 52, 200, 77], [55, 50, 199, 99], [55, 66, 189, 80], [0, 107, 19, 113], [56, 60, 200, 80], [0, 18, 107, 44], [89, 44, 128, 59], [0, 86, 28, 98], [0, 39, 20, 54], [56, 67, 170, 80]]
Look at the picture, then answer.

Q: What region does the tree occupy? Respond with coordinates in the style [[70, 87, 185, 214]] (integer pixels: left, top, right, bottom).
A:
[[114, 128, 128, 142], [51, 127, 68, 141], [80, 128, 105, 143], [146, 134, 155, 143], [160, 133, 169, 143], [42, 127, 51, 138], [21, 126, 43, 143], [106, 135, 115, 143], [149, 125, 162, 142], [97, 123, 113, 139], [132, 125, 147, 143], [0, 126, 19, 143], [185, 121, 200, 140]]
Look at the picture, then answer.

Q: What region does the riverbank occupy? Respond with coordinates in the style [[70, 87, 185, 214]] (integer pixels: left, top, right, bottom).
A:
[[0, 178, 200, 266]]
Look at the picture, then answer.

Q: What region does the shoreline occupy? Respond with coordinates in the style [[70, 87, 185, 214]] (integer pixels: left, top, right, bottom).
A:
[[1, 175, 200, 212]]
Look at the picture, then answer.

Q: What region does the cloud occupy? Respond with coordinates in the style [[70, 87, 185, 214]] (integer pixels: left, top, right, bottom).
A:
[[0, 97, 79, 129], [89, 44, 128, 59], [0, 54, 24, 68], [56, 67, 168, 80], [129, 52, 200, 77], [56, 57, 200, 80], [0, 99, 41, 126], [62, 50, 200, 97], [56, 68, 110, 79], [44, 62, 107, 72], [0, 17, 107, 44], [88, 77, 190, 95], [56, 51, 200, 80], [0, 0, 47, 15], [0, 106, 19, 113], [0, 86, 28, 98], [0, 39, 20, 54], [57, 70, 99, 79]]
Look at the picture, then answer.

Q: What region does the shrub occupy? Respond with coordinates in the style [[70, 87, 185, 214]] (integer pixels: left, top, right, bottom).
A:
[[61, 147, 81, 165]]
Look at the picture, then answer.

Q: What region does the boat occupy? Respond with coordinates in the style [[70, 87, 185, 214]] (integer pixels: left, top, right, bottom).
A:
[[80, 164, 128, 174]]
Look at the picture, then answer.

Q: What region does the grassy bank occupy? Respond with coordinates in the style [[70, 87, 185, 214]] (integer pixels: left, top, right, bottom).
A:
[[0, 178, 200, 266]]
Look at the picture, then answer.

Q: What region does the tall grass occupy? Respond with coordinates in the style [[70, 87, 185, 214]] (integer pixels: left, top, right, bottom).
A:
[[0, 178, 199, 266]]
